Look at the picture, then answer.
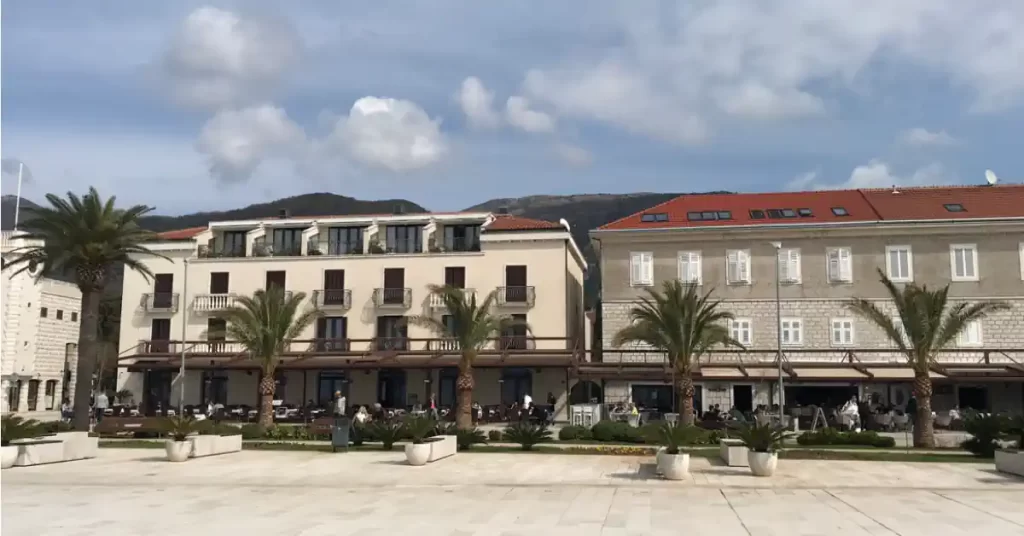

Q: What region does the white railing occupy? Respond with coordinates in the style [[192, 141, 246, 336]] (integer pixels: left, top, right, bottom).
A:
[[193, 293, 239, 312], [429, 288, 477, 309]]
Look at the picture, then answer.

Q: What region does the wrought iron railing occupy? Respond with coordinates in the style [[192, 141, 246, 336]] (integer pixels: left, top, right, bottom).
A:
[[141, 292, 179, 313], [312, 289, 352, 309], [496, 286, 535, 306], [373, 287, 412, 307]]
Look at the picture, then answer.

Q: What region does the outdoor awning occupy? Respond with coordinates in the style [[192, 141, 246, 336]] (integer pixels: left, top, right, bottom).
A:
[[744, 368, 791, 379], [865, 367, 945, 379], [699, 367, 746, 378], [790, 367, 867, 380]]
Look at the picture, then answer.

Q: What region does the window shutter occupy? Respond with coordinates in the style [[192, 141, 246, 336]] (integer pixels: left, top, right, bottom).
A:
[[642, 253, 653, 285], [691, 252, 701, 283], [839, 249, 852, 281], [789, 250, 801, 282], [828, 250, 841, 281], [778, 251, 789, 282], [678, 253, 690, 282], [727, 251, 739, 283], [631, 253, 641, 285], [737, 251, 749, 282]]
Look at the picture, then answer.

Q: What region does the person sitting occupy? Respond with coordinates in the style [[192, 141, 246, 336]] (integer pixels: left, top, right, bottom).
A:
[[355, 406, 369, 424]]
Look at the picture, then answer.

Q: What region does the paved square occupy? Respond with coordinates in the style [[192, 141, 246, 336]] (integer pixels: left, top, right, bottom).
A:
[[3, 449, 1024, 535]]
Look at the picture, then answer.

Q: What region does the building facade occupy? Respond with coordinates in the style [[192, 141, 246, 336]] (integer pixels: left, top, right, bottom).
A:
[[116, 210, 587, 419], [1, 231, 82, 415], [591, 185, 1024, 415]]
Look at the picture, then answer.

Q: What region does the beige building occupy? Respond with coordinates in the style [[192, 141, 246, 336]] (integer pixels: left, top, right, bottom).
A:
[[2, 231, 82, 415], [116, 210, 586, 420], [590, 185, 1024, 415]]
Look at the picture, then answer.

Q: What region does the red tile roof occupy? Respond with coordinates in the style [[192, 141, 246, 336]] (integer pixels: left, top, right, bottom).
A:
[[597, 184, 1024, 231], [485, 214, 565, 232], [156, 226, 207, 240]]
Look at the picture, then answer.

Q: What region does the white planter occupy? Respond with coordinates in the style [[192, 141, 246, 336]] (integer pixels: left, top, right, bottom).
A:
[[748, 451, 778, 477], [995, 450, 1024, 477], [658, 452, 690, 480], [655, 447, 666, 475], [165, 440, 192, 462], [14, 440, 65, 466], [190, 434, 243, 458], [719, 439, 749, 467], [54, 432, 98, 461], [1, 446, 18, 469], [405, 443, 431, 466], [426, 435, 456, 462]]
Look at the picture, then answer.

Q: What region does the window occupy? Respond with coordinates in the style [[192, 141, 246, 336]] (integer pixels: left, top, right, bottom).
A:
[[797, 208, 813, 217], [40, 307, 48, 318], [56, 310, 64, 320], [830, 319, 855, 346], [766, 209, 784, 218], [1020, 242, 1024, 281], [730, 319, 752, 346], [44, 380, 57, 410], [385, 225, 423, 253], [640, 213, 668, 222], [781, 209, 797, 218], [943, 203, 965, 213], [885, 245, 913, 282], [749, 210, 766, 219], [780, 318, 803, 346], [831, 207, 849, 216], [27, 380, 40, 411], [677, 251, 702, 284], [777, 248, 802, 284], [950, 244, 978, 281], [827, 247, 853, 283], [717, 211, 732, 220], [686, 211, 730, 222], [726, 250, 751, 284], [70, 312, 78, 322], [958, 320, 983, 347], [630, 252, 654, 286]]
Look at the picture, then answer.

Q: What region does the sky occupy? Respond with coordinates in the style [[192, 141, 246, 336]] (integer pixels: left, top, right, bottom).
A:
[[2, 1, 1023, 215]]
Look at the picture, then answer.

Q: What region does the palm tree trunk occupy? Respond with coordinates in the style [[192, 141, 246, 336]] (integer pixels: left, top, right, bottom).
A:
[[676, 373, 696, 426], [456, 355, 475, 430], [72, 289, 101, 431], [258, 373, 276, 429], [913, 372, 935, 448]]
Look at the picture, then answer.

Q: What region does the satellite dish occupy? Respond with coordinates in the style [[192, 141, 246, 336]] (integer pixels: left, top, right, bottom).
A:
[[985, 169, 998, 186]]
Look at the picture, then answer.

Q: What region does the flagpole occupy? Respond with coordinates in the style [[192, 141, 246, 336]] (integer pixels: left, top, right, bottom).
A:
[[14, 162, 23, 230]]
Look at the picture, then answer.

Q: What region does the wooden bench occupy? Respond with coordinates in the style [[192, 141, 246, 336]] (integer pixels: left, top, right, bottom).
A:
[[307, 417, 334, 437], [93, 417, 165, 437]]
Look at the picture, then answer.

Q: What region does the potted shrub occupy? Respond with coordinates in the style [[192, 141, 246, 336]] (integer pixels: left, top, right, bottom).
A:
[[454, 428, 487, 451], [995, 415, 1024, 477], [367, 419, 404, 451], [961, 413, 1007, 458], [403, 416, 437, 466], [503, 422, 552, 451], [163, 416, 199, 462], [2, 415, 44, 469], [651, 422, 702, 480], [734, 421, 789, 477]]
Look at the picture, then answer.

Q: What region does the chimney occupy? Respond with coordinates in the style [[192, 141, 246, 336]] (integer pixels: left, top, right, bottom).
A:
[[278, 209, 290, 219], [497, 206, 509, 215]]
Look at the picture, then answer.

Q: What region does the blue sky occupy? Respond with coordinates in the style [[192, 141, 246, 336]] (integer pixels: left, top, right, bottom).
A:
[[2, 1, 1022, 215]]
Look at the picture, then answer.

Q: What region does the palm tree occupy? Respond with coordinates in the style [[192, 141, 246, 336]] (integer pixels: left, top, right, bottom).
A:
[[613, 280, 744, 426], [3, 188, 160, 431], [847, 269, 1009, 448], [409, 285, 528, 429], [219, 287, 318, 428]]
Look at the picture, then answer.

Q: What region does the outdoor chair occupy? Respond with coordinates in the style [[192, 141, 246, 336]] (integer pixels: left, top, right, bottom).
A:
[[892, 414, 909, 431], [934, 412, 953, 428]]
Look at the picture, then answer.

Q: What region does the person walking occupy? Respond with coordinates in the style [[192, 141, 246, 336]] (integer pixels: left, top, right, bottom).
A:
[[94, 390, 109, 424], [428, 393, 439, 421], [333, 390, 347, 425]]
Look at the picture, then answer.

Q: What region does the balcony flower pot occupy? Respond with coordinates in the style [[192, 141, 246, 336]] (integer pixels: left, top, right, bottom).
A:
[[748, 451, 778, 477], [165, 440, 192, 462], [658, 452, 690, 480], [1, 445, 18, 469]]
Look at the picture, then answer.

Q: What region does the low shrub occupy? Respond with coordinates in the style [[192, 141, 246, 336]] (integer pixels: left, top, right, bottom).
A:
[[404, 416, 438, 445], [38, 420, 75, 434], [456, 428, 488, 451], [796, 428, 896, 448], [1, 415, 45, 446], [591, 420, 645, 443], [197, 422, 242, 436], [436, 422, 458, 436], [239, 424, 264, 440], [503, 422, 552, 451], [1004, 415, 1024, 450], [487, 429, 504, 442], [558, 425, 592, 441], [367, 420, 404, 450], [961, 413, 1006, 458]]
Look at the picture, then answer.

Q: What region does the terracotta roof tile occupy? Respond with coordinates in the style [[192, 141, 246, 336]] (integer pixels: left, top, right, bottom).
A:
[[156, 226, 207, 240], [485, 214, 565, 232], [598, 185, 1024, 231]]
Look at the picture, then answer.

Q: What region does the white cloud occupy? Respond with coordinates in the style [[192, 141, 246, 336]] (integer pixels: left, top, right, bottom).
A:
[[160, 7, 301, 109], [789, 160, 954, 190], [553, 144, 593, 167], [713, 82, 825, 120], [327, 97, 447, 172], [457, 77, 501, 129], [505, 96, 555, 133], [196, 105, 305, 182], [899, 128, 959, 147]]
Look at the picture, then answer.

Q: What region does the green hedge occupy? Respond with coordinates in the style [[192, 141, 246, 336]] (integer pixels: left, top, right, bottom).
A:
[[796, 429, 896, 448], [561, 421, 722, 445]]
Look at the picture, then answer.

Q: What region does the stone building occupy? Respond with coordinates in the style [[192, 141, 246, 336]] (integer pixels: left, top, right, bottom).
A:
[[587, 185, 1024, 415]]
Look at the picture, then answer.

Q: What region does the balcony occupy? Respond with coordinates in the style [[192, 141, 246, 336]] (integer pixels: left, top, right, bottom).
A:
[[429, 288, 477, 309], [307, 238, 363, 256], [312, 338, 351, 353], [253, 241, 303, 257], [312, 289, 352, 309], [371, 238, 421, 255], [496, 286, 535, 307], [434, 237, 481, 253], [198, 244, 246, 258], [141, 292, 179, 313], [373, 288, 412, 308], [374, 337, 409, 351], [496, 335, 535, 351], [192, 293, 238, 312], [427, 338, 462, 352]]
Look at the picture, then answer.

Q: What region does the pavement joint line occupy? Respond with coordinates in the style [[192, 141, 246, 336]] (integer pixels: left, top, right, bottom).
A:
[[719, 489, 754, 536], [824, 489, 902, 536], [933, 490, 1024, 529]]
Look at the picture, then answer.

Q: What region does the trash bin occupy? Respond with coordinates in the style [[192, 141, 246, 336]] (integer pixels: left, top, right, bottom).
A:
[[331, 416, 351, 452]]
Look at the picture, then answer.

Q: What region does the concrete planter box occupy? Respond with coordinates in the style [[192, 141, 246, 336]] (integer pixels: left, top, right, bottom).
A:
[[655, 447, 667, 474], [165, 440, 191, 462], [1, 445, 19, 469], [190, 434, 242, 458], [995, 450, 1024, 478], [427, 435, 456, 462], [53, 432, 99, 461], [13, 440, 66, 466], [719, 439, 749, 467]]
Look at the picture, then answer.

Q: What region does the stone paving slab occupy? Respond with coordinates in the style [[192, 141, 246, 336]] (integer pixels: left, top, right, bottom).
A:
[[3, 449, 1024, 535]]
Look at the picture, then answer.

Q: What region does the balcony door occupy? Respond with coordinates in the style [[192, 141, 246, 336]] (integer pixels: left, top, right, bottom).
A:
[[444, 266, 466, 288], [500, 368, 532, 406], [438, 368, 457, 408], [316, 316, 348, 351], [272, 228, 302, 255], [207, 318, 226, 353], [210, 272, 229, 294], [221, 231, 247, 256], [386, 225, 422, 253], [266, 271, 286, 292], [502, 314, 528, 349], [377, 370, 407, 409], [150, 318, 171, 353], [376, 316, 407, 350], [323, 269, 346, 305], [504, 265, 527, 303], [382, 268, 405, 305], [444, 224, 480, 251], [153, 273, 174, 308], [328, 227, 362, 254]]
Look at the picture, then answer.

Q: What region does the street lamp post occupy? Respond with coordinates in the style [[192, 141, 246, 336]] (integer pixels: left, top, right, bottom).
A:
[[177, 258, 190, 415], [770, 242, 785, 412]]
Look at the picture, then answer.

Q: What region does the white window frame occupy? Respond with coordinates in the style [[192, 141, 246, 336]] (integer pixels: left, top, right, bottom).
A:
[[830, 318, 855, 346], [630, 252, 654, 287], [677, 251, 702, 285], [778, 248, 802, 284], [1018, 242, 1023, 281], [780, 317, 804, 347], [730, 318, 752, 346], [826, 247, 853, 283], [949, 244, 979, 282], [885, 245, 913, 282], [957, 319, 983, 347], [726, 249, 752, 285]]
